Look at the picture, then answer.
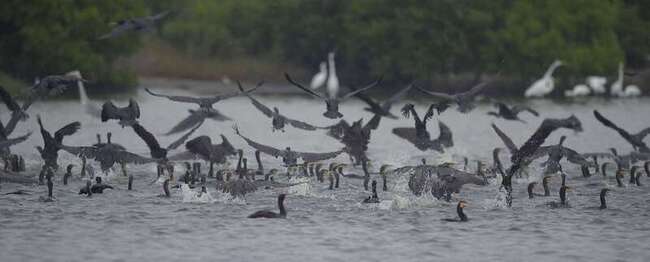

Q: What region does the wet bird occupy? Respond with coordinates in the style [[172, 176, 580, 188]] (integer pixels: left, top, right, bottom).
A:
[[548, 186, 571, 208], [23, 71, 86, 111], [234, 126, 343, 167], [101, 99, 140, 127], [496, 115, 583, 207], [168, 135, 237, 171], [442, 201, 468, 222], [98, 11, 170, 39], [36, 115, 80, 173], [0, 85, 28, 121], [145, 83, 260, 135], [238, 82, 322, 132], [248, 194, 287, 219], [362, 180, 380, 204], [524, 60, 563, 98], [487, 102, 539, 122], [415, 81, 487, 113], [62, 131, 156, 176], [324, 115, 381, 165], [530, 136, 595, 174], [130, 122, 200, 174], [393, 104, 453, 152], [593, 110, 650, 153], [599, 188, 610, 209], [79, 177, 114, 194], [400, 162, 487, 200], [285, 73, 382, 119], [353, 82, 413, 119]]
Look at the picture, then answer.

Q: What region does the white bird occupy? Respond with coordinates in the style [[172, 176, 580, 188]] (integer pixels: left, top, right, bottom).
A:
[[310, 62, 327, 90], [564, 84, 591, 97], [586, 76, 607, 94], [326, 52, 339, 99], [610, 62, 624, 96], [621, 85, 642, 97], [524, 60, 563, 98]]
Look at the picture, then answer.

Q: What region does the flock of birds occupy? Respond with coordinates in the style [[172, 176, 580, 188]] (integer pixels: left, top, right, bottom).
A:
[[525, 60, 642, 98], [1, 12, 649, 222]]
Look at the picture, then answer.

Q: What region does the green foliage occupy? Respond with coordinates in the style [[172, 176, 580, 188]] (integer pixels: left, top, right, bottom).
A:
[[1, 0, 649, 94], [0, 0, 153, 91], [160, 0, 649, 92]]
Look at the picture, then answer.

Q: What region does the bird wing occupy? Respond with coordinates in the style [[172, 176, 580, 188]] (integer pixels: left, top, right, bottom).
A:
[[164, 112, 206, 135], [512, 105, 539, 116], [382, 83, 413, 110], [145, 88, 203, 104], [285, 117, 320, 131], [353, 91, 382, 112], [392, 127, 423, 148], [363, 114, 382, 131], [0, 132, 31, 149], [437, 167, 487, 186], [233, 127, 283, 157], [0, 85, 21, 111], [324, 120, 350, 140], [581, 152, 616, 159], [238, 85, 273, 117], [101, 101, 121, 121], [97, 22, 133, 39], [4, 110, 26, 136], [296, 150, 344, 162], [113, 150, 157, 165], [562, 147, 595, 166], [61, 145, 98, 159], [149, 11, 170, 21], [131, 123, 162, 153], [634, 127, 650, 141], [166, 121, 202, 150], [593, 110, 642, 148], [461, 82, 487, 98], [167, 150, 202, 161], [435, 121, 453, 148], [285, 73, 325, 100], [414, 85, 455, 100], [491, 123, 518, 154], [424, 104, 437, 122], [128, 99, 140, 119], [185, 136, 213, 159], [54, 122, 81, 143], [341, 77, 383, 100]]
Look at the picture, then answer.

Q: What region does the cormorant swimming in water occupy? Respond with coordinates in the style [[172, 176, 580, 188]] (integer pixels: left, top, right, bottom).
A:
[[90, 177, 113, 193], [442, 201, 468, 222], [599, 188, 610, 209], [362, 180, 380, 203], [548, 186, 571, 208], [248, 194, 287, 219]]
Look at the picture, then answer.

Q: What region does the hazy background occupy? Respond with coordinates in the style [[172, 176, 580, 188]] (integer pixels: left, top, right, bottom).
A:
[[1, 0, 649, 96]]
